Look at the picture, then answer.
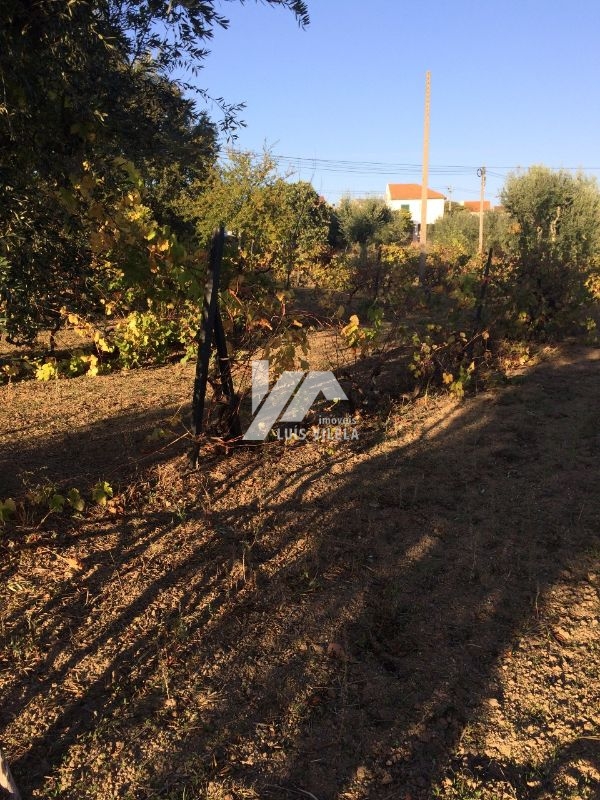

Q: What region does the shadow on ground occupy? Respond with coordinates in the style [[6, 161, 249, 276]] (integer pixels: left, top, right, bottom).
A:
[[1, 346, 599, 799]]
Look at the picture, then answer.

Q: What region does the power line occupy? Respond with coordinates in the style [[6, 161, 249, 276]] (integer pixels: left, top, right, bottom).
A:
[[219, 150, 479, 176], [219, 150, 600, 176], [320, 190, 384, 196]]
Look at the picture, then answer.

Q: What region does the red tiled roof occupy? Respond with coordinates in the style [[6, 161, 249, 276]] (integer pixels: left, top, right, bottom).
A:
[[463, 200, 491, 212], [387, 183, 446, 201]]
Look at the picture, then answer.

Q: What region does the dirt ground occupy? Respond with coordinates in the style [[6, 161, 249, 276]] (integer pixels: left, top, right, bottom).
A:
[[0, 341, 599, 800]]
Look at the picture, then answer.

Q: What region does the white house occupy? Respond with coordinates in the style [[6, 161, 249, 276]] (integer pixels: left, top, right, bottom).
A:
[[385, 183, 446, 226]]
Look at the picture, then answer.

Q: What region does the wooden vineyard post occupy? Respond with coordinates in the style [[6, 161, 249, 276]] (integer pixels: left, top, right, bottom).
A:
[[474, 247, 493, 330], [191, 227, 241, 465], [214, 309, 242, 441], [192, 227, 223, 440]]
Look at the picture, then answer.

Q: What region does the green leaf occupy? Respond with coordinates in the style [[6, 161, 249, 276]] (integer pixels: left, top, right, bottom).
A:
[[57, 186, 78, 213], [0, 498, 17, 522], [67, 488, 85, 512], [49, 493, 66, 512], [146, 427, 168, 443], [92, 481, 113, 506]]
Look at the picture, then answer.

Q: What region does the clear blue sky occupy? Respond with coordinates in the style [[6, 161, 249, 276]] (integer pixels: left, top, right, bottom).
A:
[[193, 0, 600, 206]]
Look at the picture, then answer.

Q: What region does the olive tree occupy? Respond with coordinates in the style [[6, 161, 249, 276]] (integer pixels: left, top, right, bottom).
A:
[[501, 166, 600, 326]]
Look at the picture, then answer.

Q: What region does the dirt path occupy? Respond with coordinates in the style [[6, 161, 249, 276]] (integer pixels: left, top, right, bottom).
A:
[[0, 344, 599, 800]]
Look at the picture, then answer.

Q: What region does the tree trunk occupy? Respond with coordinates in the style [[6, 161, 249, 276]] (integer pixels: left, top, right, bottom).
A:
[[359, 241, 368, 269]]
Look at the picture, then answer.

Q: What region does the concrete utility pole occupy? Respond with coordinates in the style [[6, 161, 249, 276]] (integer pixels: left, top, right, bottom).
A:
[[447, 186, 453, 211], [419, 70, 431, 284], [477, 166, 486, 253]]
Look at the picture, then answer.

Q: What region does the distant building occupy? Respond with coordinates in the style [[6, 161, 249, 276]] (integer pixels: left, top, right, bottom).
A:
[[462, 200, 491, 213], [385, 183, 446, 225]]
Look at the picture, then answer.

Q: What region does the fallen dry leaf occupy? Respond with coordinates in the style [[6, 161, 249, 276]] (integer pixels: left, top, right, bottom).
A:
[[553, 626, 572, 645]]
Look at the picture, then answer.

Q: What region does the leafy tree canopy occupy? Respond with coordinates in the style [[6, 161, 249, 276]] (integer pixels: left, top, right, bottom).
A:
[[431, 206, 511, 255], [501, 166, 600, 266], [501, 166, 600, 323], [0, 0, 310, 341], [188, 150, 333, 286], [337, 197, 394, 247]]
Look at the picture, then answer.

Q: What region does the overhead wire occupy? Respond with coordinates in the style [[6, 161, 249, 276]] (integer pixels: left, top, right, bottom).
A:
[[216, 150, 600, 204], [219, 150, 480, 176], [219, 149, 600, 176]]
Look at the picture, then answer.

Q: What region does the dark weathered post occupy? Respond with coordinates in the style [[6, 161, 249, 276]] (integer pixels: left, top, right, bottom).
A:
[[191, 227, 225, 463], [191, 226, 242, 465], [214, 309, 242, 439], [474, 247, 493, 329]]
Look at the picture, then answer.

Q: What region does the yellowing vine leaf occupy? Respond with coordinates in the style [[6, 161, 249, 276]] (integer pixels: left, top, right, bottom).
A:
[[93, 333, 113, 353], [36, 361, 58, 381], [86, 355, 99, 377], [341, 314, 360, 338], [92, 481, 113, 506], [67, 488, 85, 512]]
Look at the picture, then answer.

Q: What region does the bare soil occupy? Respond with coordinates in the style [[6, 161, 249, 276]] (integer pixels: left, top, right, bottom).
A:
[[0, 341, 599, 800]]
